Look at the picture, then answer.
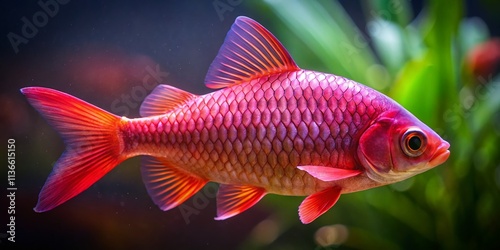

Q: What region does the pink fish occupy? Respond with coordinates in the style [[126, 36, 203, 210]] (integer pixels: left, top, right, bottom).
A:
[[22, 16, 450, 224]]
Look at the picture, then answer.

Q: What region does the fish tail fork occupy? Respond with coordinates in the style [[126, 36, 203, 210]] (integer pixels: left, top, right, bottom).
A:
[[21, 87, 126, 212]]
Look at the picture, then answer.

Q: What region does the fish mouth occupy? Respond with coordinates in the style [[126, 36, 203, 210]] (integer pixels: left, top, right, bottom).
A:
[[428, 141, 450, 167]]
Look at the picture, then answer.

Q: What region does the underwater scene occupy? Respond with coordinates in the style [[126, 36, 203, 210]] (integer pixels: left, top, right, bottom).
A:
[[1, 0, 500, 249]]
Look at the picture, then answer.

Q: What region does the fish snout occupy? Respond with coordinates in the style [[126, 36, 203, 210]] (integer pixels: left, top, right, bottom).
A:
[[428, 141, 450, 167]]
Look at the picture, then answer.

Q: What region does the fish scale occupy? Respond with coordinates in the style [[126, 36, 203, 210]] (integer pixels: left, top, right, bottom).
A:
[[120, 70, 384, 195], [22, 16, 449, 224]]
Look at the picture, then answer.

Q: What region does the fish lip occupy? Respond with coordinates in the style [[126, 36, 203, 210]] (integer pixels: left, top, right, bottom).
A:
[[428, 141, 450, 167]]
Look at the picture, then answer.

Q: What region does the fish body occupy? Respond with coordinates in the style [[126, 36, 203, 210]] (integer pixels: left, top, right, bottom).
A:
[[124, 69, 385, 195], [22, 17, 450, 224]]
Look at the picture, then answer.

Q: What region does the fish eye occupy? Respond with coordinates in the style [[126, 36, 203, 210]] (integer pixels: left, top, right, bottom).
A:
[[400, 128, 427, 157]]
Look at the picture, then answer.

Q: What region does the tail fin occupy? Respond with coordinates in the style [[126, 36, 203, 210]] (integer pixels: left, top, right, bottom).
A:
[[21, 87, 125, 212]]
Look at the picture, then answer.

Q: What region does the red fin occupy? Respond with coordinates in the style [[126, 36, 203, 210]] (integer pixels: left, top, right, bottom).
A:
[[141, 157, 207, 211], [299, 187, 342, 224], [21, 87, 124, 212], [140, 84, 197, 117], [297, 165, 361, 181], [215, 184, 266, 220], [205, 16, 299, 89]]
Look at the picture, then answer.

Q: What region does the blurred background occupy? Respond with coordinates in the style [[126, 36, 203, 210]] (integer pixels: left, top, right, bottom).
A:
[[1, 0, 499, 249]]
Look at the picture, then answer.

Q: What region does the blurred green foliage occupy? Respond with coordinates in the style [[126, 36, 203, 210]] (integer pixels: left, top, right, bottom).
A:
[[243, 0, 500, 249]]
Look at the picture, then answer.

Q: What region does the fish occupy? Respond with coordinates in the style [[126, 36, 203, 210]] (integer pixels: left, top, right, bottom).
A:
[[21, 16, 450, 224]]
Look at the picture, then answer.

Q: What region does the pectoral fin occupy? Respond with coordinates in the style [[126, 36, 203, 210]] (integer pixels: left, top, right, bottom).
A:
[[215, 184, 266, 220], [297, 165, 361, 181], [299, 186, 342, 224]]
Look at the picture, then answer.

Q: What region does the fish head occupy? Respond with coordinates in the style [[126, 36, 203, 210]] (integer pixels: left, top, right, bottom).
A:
[[357, 109, 450, 184]]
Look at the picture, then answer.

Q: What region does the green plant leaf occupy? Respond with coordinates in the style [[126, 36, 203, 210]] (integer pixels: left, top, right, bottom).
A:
[[263, 0, 379, 88]]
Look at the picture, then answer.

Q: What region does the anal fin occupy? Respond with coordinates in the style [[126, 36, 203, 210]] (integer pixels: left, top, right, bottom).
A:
[[299, 187, 342, 224], [141, 157, 207, 211], [215, 184, 267, 220]]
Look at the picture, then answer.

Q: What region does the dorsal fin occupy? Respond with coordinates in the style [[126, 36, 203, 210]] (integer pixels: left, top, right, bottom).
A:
[[205, 16, 300, 89], [140, 84, 197, 117]]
